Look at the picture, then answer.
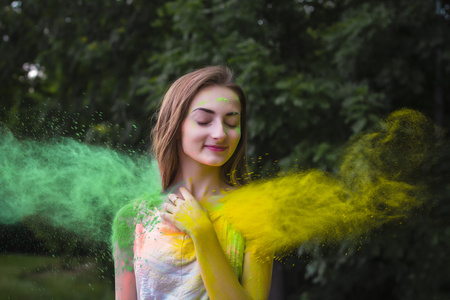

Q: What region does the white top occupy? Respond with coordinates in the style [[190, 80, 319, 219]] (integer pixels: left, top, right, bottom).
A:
[[133, 208, 245, 300]]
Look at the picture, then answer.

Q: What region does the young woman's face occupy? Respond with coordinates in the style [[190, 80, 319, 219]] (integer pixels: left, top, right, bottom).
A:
[[180, 85, 242, 167]]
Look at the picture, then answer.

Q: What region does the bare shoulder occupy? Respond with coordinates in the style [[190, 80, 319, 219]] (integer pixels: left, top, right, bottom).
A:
[[112, 193, 162, 254]]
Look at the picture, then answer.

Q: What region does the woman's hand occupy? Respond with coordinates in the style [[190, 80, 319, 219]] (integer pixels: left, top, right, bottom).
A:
[[161, 187, 212, 237]]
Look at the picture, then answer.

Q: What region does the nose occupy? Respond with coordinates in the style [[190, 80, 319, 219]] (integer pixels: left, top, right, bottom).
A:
[[210, 121, 227, 141]]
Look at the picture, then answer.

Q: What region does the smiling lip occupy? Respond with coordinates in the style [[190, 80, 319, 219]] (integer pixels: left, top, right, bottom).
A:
[[204, 145, 228, 152]]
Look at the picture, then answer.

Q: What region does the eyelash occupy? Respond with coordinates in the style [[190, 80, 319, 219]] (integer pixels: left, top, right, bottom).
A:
[[196, 122, 238, 128]]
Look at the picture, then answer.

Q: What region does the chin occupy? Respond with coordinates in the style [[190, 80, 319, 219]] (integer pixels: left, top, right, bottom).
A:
[[199, 156, 229, 167], [201, 160, 227, 167]]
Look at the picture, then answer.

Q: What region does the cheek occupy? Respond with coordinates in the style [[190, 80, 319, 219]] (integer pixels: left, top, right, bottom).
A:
[[181, 125, 192, 152], [181, 122, 197, 142], [181, 126, 204, 154], [235, 126, 241, 136], [230, 130, 241, 147]]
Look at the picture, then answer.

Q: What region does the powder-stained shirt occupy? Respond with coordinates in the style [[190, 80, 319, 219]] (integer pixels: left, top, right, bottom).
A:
[[133, 205, 245, 300]]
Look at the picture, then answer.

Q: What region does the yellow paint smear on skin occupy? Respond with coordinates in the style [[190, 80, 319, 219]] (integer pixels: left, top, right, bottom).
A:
[[216, 109, 438, 259]]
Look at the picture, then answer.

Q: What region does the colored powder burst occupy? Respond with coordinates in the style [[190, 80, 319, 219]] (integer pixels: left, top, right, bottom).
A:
[[0, 127, 162, 244], [1, 108, 442, 264], [215, 108, 440, 259]]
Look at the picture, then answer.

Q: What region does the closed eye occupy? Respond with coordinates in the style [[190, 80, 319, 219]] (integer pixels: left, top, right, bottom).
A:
[[197, 121, 238, 128]]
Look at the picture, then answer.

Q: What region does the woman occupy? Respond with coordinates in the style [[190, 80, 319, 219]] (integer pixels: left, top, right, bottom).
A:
[[113, 66, 273, 299]]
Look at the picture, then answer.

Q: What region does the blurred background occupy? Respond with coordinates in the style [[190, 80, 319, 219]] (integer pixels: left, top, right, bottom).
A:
[[1, 0, 450, 299]]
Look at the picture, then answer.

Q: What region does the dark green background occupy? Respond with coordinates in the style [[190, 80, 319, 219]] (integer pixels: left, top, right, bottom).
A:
[[1, 0, 449, 299]]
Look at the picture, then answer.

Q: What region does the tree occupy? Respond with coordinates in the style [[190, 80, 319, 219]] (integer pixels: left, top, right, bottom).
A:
[[1, 0, 449, 299]]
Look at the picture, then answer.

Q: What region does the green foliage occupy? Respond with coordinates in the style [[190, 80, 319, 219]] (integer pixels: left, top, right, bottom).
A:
[[296, 114, 450, 300], [1, 0, 390, 168], [0, 254, 114, 299], [298, 212, 450, 300], [19, 215, 114, 283]]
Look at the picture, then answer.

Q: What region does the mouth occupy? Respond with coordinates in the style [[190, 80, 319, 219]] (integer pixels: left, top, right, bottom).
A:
[[204, 145, 228, 152]]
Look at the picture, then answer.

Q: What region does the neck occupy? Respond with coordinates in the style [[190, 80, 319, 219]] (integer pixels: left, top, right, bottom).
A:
[[170, 156, 228, 201]]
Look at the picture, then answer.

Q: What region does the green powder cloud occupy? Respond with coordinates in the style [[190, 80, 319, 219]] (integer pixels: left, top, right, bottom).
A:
[[0, 128, 162, 244]]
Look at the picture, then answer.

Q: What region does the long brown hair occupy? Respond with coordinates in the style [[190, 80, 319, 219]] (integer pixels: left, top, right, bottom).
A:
[[151, 66, 249, 191]]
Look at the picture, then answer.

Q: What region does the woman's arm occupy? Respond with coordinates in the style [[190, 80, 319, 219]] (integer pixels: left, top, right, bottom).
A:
[[161, 187, 272, 299], [111, 202, 139, 300], [192, 223, 273, 299], [114, 244, 137, 300], [241, 250, 273, 300]]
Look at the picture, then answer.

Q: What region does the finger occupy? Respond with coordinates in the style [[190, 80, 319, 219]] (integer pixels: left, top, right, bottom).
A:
[[169, 194, 185, 206], [163, 202, 175, 213], [168, 194, 178, 203], [160, 211, 175, 223], [179, 187, 195, 202]]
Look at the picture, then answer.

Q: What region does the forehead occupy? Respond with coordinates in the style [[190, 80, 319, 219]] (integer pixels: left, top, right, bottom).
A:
[[189, 86, 241, 111]]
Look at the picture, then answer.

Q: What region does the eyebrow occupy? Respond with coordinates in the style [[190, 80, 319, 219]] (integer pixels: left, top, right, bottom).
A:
[[192, 108, 240, 116]]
